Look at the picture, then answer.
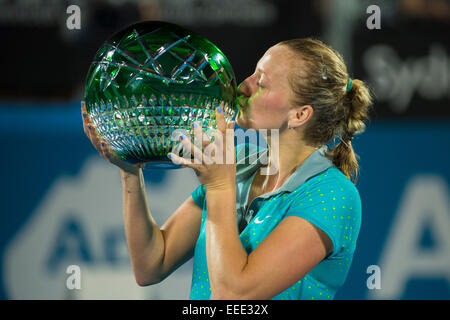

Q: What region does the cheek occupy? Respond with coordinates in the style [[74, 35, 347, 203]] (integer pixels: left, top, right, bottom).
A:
[[260, 92, 289, 116], [251, 92, 290, 126]]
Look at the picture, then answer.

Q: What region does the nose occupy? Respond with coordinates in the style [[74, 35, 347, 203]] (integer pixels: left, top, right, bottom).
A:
[[237, 75, 255, 98]]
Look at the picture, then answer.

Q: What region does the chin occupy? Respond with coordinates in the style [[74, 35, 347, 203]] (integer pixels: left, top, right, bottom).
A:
[[235, 111, 251, 129]]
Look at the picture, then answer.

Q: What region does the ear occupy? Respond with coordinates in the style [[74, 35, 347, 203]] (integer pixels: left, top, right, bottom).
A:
[[287, 105, 313, 129]]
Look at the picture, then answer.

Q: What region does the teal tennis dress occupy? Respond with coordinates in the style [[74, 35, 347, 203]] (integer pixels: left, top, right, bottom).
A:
[[189, 144, 362, 300]]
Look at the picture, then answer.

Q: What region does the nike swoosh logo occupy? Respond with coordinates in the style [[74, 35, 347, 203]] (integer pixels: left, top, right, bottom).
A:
[[254, 216, 271, 224]]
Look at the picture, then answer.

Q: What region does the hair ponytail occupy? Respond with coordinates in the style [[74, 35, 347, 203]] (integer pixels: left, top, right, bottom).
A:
[[327, 132, 359, 183], [327, 79, 372, 183]]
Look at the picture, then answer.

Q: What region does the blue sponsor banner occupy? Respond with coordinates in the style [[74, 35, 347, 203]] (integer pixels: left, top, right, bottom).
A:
[[0, 101, 449, 299]]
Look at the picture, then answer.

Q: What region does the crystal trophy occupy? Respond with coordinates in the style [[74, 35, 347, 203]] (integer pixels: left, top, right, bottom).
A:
[[83, 21, 237, 168]]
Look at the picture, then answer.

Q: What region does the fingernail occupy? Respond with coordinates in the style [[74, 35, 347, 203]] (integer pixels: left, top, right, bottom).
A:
[[179, 135, 184, 141], [82, 113, 86, 118], [217, 107, 222, 113], [168, 153, 172, 159], [87, 125, 91, 130], [192, 122, 197, 129], [101, 142, 105, 147]]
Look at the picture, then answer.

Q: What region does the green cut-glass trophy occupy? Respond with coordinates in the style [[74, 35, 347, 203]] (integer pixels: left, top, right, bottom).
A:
[[83, 21, 237, 169]]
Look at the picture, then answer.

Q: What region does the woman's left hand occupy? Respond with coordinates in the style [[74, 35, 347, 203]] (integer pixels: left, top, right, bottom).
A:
[[168, 104, 236, 192]]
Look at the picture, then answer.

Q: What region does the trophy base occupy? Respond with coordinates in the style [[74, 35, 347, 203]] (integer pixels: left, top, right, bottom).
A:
[[144, 156, 183, 170]]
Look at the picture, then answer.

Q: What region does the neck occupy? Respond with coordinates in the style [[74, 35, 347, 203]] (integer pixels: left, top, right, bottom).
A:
[[259, 130, 317, 192]]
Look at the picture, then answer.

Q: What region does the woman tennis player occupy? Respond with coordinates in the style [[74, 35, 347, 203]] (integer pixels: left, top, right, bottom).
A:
[[82, 38, 372, 300]]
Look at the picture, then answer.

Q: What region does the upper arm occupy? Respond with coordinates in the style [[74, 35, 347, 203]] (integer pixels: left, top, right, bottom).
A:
[[236, 216, 332, 299], [157, 195, 203, 281]]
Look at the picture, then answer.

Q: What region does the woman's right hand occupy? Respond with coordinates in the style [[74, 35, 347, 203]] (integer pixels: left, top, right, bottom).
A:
[[81, 102, 145, 176]]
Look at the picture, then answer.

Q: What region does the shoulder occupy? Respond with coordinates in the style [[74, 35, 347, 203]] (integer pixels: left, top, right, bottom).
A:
[[285, 167, 362, 256], [294, 167, 361, 206]]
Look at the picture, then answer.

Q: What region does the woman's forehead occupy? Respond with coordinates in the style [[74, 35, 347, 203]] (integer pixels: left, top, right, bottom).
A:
[[257, 45, 295, 79]]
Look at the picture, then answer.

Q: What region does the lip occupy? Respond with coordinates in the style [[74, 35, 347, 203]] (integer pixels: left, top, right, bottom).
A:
[[237, 104, 248, 111], [237, 95, 249, 110]]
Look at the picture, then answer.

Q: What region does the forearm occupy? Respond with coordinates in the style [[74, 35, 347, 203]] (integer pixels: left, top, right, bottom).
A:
[[205, 187, 249, 299], [121, 169, 165, 285]]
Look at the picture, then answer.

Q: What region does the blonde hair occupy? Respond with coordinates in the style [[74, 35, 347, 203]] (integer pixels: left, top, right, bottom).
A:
[[278, 38, 373, 183]]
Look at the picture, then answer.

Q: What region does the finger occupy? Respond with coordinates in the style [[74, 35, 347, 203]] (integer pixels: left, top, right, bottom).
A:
[[83, 119, 94, 141], [194, 122, 220, 161], [226, 121, 235, 140], [81, 104, 97, 145], [192, 121, 211, 148], [81, 110, 103, 153], [225, 121, 236, 164], [81, 102, 89, 133], [100, 140, 120, 165], [85, 122, 97, 144], [81, 101, 87, 115], [100, 140, 120, 164], [211, 120, 234, 165], [81, 107, 90, 137], [99, 140, 109, 160], [178, 133, 205, 165], [216, 101, 226, 134], [86, 123, 103, 153], [168, 152, 202, 170]]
